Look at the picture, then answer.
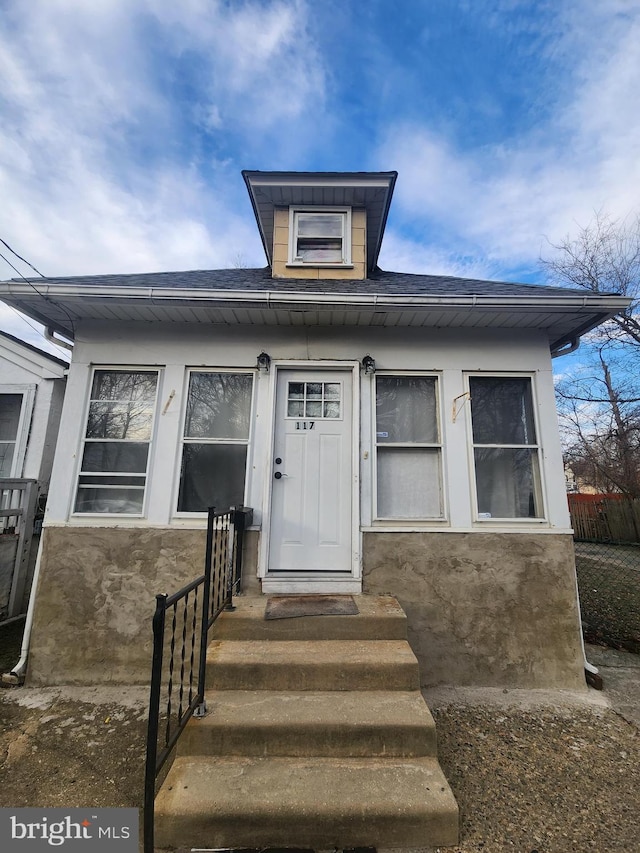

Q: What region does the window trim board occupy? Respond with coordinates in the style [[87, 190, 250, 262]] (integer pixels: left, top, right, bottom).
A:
[[465, 372, 547, 523], [372, 372, 446, 522], [173, 368, 256, 517], [287, 205, 352, 266], [72, 367, 161, 517], [0, 384, 36, 479]]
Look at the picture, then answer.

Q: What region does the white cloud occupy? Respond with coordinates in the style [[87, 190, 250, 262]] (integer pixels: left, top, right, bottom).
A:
[[378, 230, 499, 281], [376, 2, 640, 279], [0, 0, 324, 302], [146, 0, 325, 132], [0, 303, 70, 360]]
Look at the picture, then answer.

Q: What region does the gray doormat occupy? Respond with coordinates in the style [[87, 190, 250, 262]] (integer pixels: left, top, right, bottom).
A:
[[264, 595, 359, 620]]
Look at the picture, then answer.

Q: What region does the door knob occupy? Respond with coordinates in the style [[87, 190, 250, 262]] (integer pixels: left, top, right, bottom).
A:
[[274, 471, 283, 479]]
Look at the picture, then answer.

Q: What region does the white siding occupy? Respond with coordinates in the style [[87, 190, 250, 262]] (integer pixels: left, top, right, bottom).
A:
[[44, 321, 570, 534]]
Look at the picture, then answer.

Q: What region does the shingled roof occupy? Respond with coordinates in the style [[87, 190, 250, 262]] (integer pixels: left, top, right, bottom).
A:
[[2, 265, 593, 297], [0, 265, 630, 355]]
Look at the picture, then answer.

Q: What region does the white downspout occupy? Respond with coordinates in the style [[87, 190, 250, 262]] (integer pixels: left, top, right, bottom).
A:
[[44, 327, 73, 352], [1, 535, 44, 684]]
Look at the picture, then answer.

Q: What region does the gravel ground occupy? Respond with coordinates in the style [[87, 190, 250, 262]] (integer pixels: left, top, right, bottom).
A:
[[430, 699, 639, 853], [0, 682, 638, 853]]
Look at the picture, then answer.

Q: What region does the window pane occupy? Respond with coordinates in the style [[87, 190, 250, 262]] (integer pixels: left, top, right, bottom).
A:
[[86, 402, 154, 440], [178, 444, 247, 512], [376, 377, 438, 443], [0, 442, 15, 478], [91, 371, 157, 403], [184, 373, 252, 439], [377, 448, 442, 518], [289, 383, 304, 399], [288, 400, 304, 417], [81, 442, 149, 473], [0, 394, 22, 441], [325, 383, 340, 400], [474, 448, 541, 518], [470, 377, 536, 445], [296, 239, 343, 262], [74, 487, 144, 514], [297, 213, 342, 237]]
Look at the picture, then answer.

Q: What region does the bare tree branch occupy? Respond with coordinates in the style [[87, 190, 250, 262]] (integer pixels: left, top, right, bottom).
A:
[[541, 211, 640, 348]]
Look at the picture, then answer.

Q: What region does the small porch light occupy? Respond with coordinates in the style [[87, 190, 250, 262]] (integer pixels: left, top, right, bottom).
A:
[[361, 355, 376, 374], [256, 351, 271, 372]]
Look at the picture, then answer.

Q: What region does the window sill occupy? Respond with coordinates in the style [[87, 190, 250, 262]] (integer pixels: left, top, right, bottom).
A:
[[286, 263, 354, 269], [473, 517, 548, 525], [368, 518, 449, 529]]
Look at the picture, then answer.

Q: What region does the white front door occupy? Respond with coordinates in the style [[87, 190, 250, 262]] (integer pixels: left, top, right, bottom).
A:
[[268, 368, 353, 575]]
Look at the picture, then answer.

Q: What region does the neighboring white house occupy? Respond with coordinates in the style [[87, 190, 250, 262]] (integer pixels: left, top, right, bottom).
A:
[[0, 170, 629, 686], [0, 331, 67, 619]]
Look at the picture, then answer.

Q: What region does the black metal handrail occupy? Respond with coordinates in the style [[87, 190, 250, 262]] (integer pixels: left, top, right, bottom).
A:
[[143, 505, 252, 853]]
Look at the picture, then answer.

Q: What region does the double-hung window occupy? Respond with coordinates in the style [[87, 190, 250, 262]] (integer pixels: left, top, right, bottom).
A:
[[469, 376, 543, 519], [177, 371, 253, 513], [0, 394, 25, 478], [0, 387, 35, 480], [375, 375, 443, 519], [289, 207, 351, 265], [74, 370, 158, 514]]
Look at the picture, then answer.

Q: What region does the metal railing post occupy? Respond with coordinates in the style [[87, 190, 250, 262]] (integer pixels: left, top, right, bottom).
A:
[[143, 504, 251, 851], [143, 593, 167, 853], [194, 506, 215, 716], [224, 507, 237, 611]]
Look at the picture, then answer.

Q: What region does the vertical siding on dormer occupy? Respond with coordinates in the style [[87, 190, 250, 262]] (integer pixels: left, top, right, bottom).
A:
[[271, 207, 367, 280]]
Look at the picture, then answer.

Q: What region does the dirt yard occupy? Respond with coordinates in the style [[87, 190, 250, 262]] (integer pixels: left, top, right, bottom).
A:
[[0, 682, 638, 853], [1, 618, 639, 852]]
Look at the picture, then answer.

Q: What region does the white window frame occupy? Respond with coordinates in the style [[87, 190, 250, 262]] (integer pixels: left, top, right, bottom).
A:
[[373, 372, 445, 522], [287, 205, 352, 266], [174, 368, 255, 517], [0, 384, 35, 479], [284, 379, 344, 421], [466, 372, 546, 523], [72, 367, 160, 517]]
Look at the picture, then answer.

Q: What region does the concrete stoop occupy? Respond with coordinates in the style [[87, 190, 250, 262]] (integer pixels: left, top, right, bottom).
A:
[[154, 594, 459, 850]]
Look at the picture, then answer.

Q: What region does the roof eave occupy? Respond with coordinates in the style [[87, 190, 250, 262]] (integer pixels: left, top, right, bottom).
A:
[[0, 282, 629, 346]]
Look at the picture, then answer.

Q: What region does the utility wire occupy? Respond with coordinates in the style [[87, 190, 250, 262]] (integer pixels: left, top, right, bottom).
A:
[[0, 237, 46, 278], [1, 302, 70, 359], [0, 250, 77, 338], [0, 246, 69, 355]]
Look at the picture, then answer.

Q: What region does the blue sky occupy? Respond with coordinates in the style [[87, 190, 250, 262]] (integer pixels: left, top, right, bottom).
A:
[[1, 0, 639, 358]]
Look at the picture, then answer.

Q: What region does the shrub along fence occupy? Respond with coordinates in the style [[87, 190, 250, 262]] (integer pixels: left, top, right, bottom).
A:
[[569, 495, 640, 653]]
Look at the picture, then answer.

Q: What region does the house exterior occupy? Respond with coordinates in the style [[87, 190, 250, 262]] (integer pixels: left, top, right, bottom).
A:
[[0, 170, 628, 688], [0, 331, 67, 619]]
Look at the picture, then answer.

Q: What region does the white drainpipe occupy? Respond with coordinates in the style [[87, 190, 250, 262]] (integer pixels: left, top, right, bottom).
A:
[[1, 536, 44, 684]]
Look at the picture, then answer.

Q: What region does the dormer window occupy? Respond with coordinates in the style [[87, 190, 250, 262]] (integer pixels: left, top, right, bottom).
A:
[[289, 207, 352, 266]]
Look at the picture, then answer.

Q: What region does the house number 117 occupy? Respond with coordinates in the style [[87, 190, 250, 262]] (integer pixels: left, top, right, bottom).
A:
[[295, 421, 315, 430]]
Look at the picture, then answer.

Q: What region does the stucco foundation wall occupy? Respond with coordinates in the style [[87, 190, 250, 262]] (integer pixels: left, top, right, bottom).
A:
[[363, 531, 586, 690], [27, 527, 259, 685]]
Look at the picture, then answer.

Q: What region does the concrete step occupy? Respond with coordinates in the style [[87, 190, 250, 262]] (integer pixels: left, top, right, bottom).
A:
[[212, 593, 407, 641], [206, 639, 420, 691], [179, 689, 438, 757], [154, 755, 459, 850]]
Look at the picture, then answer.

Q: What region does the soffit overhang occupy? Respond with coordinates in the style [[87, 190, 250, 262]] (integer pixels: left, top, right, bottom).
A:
[[242, 170, 398, 273], [0, 281, 629, 354]]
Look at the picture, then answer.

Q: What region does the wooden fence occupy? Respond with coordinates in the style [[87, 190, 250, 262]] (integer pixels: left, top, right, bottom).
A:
[[568, 494, 640, 543]]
